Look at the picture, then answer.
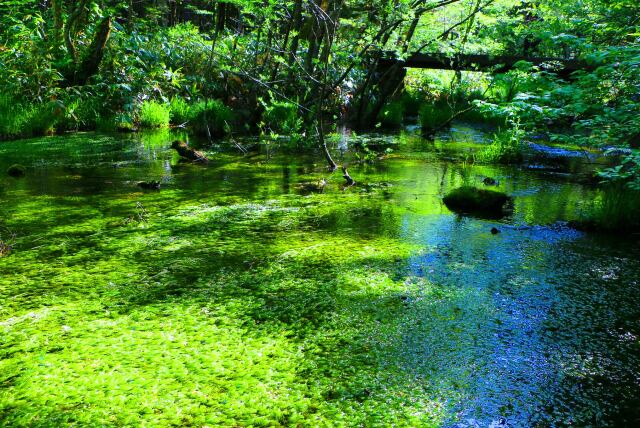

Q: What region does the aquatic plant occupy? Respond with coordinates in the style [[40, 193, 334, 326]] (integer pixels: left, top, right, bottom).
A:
[[474, 123, 525, 164], [139, 101, 171, 128]]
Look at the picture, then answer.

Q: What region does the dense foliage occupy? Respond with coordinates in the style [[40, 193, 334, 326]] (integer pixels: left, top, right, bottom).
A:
[[0, 0, 638, 225]]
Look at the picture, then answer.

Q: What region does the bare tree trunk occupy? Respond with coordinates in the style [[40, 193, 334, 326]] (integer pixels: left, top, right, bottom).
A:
[[51, 0, 63, 47]]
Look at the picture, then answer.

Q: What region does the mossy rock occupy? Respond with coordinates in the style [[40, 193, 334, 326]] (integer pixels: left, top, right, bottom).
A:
[[7, 164, 26, 178], [443, 186, 511, 218]]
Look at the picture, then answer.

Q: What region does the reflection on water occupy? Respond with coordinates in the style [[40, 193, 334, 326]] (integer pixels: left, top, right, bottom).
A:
[[0, 127, 639, 426]]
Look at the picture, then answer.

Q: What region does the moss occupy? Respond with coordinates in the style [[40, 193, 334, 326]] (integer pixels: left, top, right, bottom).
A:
[[443, 186, 511, 218]]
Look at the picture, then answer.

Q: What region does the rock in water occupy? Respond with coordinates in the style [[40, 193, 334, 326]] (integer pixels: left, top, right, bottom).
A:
[[483, 177, 497, 186], [171, 140, 209, 163], [137, 181, 161, 190], [443, 186, 512, 219], [491, 227, 500, 235], [7, 164, 26, 178], [296, 179, 327, 194]]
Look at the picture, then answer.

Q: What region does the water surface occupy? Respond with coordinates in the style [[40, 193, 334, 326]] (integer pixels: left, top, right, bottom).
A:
[[0, 128, 638, 426]]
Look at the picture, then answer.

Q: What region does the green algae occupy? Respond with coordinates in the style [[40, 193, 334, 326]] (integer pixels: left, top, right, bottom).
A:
[[1, 130, 639, 426]]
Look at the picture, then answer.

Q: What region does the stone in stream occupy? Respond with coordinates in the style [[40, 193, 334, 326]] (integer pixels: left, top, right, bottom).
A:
[[296, 179, 327, 194], [171, 140, 209, 163], [137, 181, 161, 190], [483, 177, 498, 186], [491, 227, 500, 235], [7, 164, 26, 178], [443, 186, 512, 219]]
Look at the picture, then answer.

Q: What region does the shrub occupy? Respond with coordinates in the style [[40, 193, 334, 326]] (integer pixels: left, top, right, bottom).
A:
[[377, 101, 405, 128], [262, 101, 302, 135], [474, 124, 525, 164], [0, 94, 27, 139], [64, 96, 109, 131], [139, 101, 170, 128], [191, 99, 233, 138]]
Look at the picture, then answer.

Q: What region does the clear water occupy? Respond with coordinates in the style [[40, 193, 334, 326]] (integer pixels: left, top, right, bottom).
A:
[[0, 127, 638, 426]]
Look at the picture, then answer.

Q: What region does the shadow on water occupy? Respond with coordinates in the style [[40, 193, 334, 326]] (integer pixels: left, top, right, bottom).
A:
[[0, 129, 639, 426]]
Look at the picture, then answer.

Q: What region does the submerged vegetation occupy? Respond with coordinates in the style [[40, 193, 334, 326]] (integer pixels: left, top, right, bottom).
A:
[[1, 133, 639, 426]]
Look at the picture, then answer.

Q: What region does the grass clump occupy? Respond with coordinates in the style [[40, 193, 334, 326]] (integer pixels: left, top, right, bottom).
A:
[[169, 97, 195, 125], [0, 95, 60, 138], [139, 101, 170, 128], [443, 186, 511, 218], [474, 124, 525, 164], [191, 99, 233, 138], [575, 183, 640, 233]]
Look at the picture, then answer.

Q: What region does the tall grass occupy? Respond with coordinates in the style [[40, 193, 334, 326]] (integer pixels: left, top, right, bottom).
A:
[[0, 94, 59, 139], [588, 184, 640, 232], [139, 101, 170, 128], [191, 99, 233, 138], [0, 94, 28, 139], [169, 97, 194, 125]]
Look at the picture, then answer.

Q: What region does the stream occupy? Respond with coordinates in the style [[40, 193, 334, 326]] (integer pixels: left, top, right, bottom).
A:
[[1, 125, 639, 427]]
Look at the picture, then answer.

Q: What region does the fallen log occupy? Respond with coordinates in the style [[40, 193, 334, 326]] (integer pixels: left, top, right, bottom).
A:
[[171, 141, 209, 163]]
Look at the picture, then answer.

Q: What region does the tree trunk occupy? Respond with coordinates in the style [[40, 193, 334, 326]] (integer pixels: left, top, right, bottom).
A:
[[75, 17, 112, 85]]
